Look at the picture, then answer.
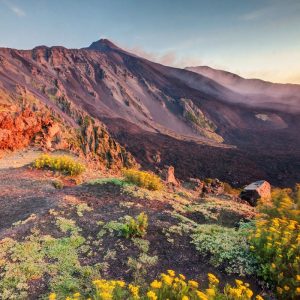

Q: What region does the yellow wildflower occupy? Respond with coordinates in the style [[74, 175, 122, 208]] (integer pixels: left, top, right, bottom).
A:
[[206, 288, 216, 297], [99, 292, 113, 300], [129, 284, 140, 298], [188, 280, 199, 289], [207, 273, 219, 285], [162, 274, 173, 285], [116, 280, 126, 288], [246, 289, 253, 298], [179, 274, 186, 280], [49, 293, 56, 300], [150, 280, 162, 289], [147, 290, 157, 300], [255, 296, 264, 300], [167, 269, 175, 277], [196, 291, 208, 300], [182, 296, 189, 300], [73, 292, 80, 298], [235, 279, 243, 286]]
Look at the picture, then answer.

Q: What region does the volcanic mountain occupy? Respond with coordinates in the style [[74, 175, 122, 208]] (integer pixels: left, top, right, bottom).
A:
[[0, 39, 299, 186]]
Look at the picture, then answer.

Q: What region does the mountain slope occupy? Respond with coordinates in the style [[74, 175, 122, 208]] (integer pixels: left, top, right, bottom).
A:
[[186, 66, 300, 113], [0, 39, 299, 186]]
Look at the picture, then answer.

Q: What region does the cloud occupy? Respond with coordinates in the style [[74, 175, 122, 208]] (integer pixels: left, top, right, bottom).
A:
[[239, 1, 300, 22], [2, 0, 26, 17], [240, 9, 266, 21], [126, 46, 202, 68]]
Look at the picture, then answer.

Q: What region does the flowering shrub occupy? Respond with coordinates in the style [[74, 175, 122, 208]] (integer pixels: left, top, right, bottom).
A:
[[250, 188, 300, 299], [49, 270, 264, 300], [34, 154, 85, 175], [122, 169, 163, 191]]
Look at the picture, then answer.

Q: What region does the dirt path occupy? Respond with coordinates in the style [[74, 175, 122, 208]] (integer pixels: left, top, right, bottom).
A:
[[0, 149, 43, 169]]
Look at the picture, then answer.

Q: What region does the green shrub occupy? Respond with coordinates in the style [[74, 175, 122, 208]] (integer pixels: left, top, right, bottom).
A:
[[250, 188, 300, 299], [223, 182, 241, 196], [122, 169, 163, 191], [191, 223, 257, 276], [53, 180, 64, 189], [119, 212, 148, 238], [34, 154, 85, 176], [88, 178, 126, 186], [105, 213, 149, 239]]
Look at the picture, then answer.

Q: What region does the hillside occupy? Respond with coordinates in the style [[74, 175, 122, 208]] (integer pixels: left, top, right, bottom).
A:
[[0, 39, 300, 186]]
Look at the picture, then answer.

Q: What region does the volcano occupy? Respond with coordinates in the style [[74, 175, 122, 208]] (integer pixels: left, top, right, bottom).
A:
[[0, 39, 299, 186]]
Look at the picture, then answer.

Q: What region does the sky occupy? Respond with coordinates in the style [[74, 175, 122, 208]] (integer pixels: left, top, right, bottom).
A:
[[0, 0, 300, 84]]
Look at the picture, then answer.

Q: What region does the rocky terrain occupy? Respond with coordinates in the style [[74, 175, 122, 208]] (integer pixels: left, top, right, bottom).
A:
[[0, 39, 299, 298], [0, 39, 299, 186], [0, 152, 264, 299]]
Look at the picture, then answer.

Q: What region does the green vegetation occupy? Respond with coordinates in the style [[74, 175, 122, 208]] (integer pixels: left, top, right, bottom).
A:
[[191, 223, 257, 276], [105, 212, 149, 239], [0, 219, 94, 299], [88, 177, 127, 186], [3, 147, 299, 299], [127, 238, 158, 285], [122, 169, 163, 191], [53, 179, 64, 189], [223, 182, 241, 196], [34, 154, 85, 175], [120, 212, 148, 238], [249, 188, 300, 299]]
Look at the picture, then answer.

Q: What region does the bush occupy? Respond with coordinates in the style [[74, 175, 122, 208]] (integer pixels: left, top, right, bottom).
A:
[[120, 212, 148, 238], [49, 270, 264, 300], [122, 169, 163, 191], [250, 188, 300, 299], [53, 180, 64, 189], [223, 182, 241, 196], [34, 154, 85, 176], [191, 223, 257, 276]]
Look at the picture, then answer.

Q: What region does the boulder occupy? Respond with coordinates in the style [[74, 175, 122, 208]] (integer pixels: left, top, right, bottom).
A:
[[184, 178, 204, 192], [240, 180, 271, 206], [202, 178, 224, 195]]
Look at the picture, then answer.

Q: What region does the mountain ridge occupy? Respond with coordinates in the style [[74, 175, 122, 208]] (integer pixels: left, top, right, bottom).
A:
[[0, 38, 299, 186]]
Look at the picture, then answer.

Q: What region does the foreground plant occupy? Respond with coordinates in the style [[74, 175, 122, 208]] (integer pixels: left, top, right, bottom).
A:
[[250, 188, 300, 299], [120, 212, 148, 238], [34, 154, 85, 175], [49, 270, 264, 300]]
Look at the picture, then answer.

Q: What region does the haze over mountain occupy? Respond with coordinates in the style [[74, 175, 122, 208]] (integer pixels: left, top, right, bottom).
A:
[[0, 39, 299, 186], [186, 66, 300, 113]]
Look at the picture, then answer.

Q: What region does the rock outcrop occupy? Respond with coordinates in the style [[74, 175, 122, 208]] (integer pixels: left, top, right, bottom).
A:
[[240, 180, 271, 206], [161, 166, 180, 187], [202, 179, 224, 195], [0, 89, 136, 170]]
